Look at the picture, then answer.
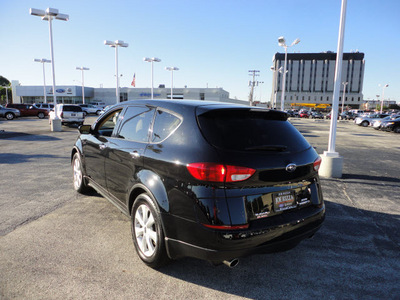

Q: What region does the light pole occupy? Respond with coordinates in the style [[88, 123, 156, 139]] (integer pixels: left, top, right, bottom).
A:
[[341, 81, 348, 114], [278, 36, 300, 111], [270, 66, 283, 109], [144, 57, 161, 99], [319, 0, 347, 178], [76, 67, 89, 104], [104, 40, 128, 103], [165, 67, 179, 99], [30, 7, 69, 132], [34, 58, 51, 104], [379, 84, 389, 113]]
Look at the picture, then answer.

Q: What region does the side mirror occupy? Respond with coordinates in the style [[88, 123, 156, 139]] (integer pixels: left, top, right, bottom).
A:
[[79, 124, 92, 134]]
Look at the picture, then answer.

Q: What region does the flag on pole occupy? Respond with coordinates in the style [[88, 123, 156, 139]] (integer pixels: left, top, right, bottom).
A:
[[131, 73, 136, 87]]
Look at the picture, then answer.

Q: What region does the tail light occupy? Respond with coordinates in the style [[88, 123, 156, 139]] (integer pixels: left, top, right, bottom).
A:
[[187, 162, 255, 183], [60, 112, 63, 118], [313, 156, 322, 172]]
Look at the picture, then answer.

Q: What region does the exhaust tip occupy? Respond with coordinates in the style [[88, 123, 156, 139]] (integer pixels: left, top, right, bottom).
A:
[[223, 258, 239, 268]]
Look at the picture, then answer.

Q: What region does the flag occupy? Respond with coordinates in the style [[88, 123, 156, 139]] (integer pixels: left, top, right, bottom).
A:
[[131, 73, 136, 87]]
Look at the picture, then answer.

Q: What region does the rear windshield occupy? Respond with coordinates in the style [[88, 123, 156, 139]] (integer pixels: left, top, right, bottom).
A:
[[63, 106, 82, 112], [197, 109, 311, 152]]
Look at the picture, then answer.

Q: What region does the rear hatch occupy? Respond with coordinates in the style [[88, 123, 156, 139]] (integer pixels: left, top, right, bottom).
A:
[[196, 107, 322, 224], [62, 105, 85, 120]]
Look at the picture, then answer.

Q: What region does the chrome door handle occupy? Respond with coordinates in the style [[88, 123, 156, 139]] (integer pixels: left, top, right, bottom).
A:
[[130, 151, 140, 159], [99, 144, 107, 150]]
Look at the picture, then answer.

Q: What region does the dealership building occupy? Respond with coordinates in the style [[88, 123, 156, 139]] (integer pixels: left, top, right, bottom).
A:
[[11, 80, 243, 106], [271, 52, 365, 110]]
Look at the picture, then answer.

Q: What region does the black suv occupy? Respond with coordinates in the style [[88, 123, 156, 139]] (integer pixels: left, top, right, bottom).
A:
[[72, 100, 325, 268]]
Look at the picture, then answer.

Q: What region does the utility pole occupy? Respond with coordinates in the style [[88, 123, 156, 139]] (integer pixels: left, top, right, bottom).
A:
[[248, 70, 261, 106]]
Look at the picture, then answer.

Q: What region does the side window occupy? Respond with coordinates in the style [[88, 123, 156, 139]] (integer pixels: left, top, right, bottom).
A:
[[117, 106, 155, 142], [151, 109, 182, 143], [97, 109, 123, 136]]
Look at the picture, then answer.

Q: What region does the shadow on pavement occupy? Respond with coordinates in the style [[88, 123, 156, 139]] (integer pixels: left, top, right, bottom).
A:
[[0, 153, 62, 164], [342, 173, 400, 183], [0, 131, 61, 141], [157, 200, 400, 299]]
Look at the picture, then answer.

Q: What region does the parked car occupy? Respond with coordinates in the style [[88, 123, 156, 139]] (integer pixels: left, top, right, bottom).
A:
[[311, 112, 324, 119], [71, 99, 325, 268], [299, 111, 310, 118], [339, 111, 357, 120], [354, 113, 390, 127], [90, 102, 106, 109], [49, 104, 85, 126], [78, 104, 102, 115], [34, 103, 54, 111], [0, 105, 20, 120], [380, 116, 400, 133], [6, 103, 48, 119]]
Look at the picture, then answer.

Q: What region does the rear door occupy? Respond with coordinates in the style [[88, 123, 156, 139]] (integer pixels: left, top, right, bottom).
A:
[[104, 105, 155, 204]]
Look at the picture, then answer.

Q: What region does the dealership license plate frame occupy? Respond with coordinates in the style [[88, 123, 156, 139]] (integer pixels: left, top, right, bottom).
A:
[[273, 190, 297, 212]]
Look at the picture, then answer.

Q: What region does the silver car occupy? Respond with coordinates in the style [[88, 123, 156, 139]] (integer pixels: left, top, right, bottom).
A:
[[0, 105, 20, 120], [354, 113, 390, 127]]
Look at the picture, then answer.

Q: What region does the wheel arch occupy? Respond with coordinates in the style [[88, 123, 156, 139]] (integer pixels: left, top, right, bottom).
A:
[[128, 170, 170, 217]]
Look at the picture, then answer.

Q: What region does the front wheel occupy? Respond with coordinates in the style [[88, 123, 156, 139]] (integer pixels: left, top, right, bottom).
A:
[[38, 112, 45, 119], [361, 121, 369, 127], [72, 152, 90, 193], [393, 126, 400, 133], [5, 112, 14, 120], [131, 193, 169, 268], [96, 110, 101, 115]]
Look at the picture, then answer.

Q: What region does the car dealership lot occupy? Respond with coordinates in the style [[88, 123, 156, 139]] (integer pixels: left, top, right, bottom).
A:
[[1, 116, 399, 299]]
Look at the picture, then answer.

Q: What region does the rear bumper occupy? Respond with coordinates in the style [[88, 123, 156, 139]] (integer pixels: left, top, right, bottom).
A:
[[163, 204, 325, 262]]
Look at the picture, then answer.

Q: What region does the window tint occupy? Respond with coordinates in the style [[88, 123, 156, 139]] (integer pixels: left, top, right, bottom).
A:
[[63, 105, 82, 112], [97, 109, 123, 136], [151, 109, 182, 143], [117, 106, 155, 142], [197, 109, 310, 152]]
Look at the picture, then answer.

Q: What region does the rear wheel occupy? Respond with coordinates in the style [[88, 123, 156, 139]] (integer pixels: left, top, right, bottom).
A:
[[5, 112, 14, 120], [131, 193, 169, 268], [72, 152, 90, 193], [96, 110, 101, 115], [361, 121, 369, 127], [38, 112, 45, 119]]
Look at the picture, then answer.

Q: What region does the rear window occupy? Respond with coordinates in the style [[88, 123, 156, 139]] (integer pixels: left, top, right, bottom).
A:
[[197, 109, 311, 152], [63, 106, 82, 112]]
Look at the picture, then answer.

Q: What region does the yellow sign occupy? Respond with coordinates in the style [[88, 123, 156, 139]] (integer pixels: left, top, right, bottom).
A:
[[290, 103, 331, 109]]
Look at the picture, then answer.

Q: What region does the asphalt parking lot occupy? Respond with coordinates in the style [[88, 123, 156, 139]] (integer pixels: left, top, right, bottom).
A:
[[1, 116, 399, 299]]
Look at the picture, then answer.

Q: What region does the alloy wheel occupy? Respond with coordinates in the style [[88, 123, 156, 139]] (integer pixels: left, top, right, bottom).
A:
[[134, 204, 158, 257]]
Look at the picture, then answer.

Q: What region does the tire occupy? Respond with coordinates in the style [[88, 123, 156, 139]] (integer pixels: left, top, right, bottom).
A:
[[38, 112, 45, 119], [5, 112, 14, 120], [393, 126, 400, 133], [131, 193, 169, 268], [361, 121, 369, 127], [96, 110, 101, 115], [72, 152, 90, 194]]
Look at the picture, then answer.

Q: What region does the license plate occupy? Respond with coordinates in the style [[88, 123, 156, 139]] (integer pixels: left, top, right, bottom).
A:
[[273, 190, 296, 212], [71, 113, 76, 117]]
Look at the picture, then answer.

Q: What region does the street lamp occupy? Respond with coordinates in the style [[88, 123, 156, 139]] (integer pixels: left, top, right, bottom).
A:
[[165, 67, 179, 99], [278, 36, 300, 111], [30, 7, 69, 132], [34, 59, 51, 104], [379, 84, 389, 113], [144, 57, 161, 99], [104, 40, 128, 103], [76, 67, 89, 104], [341, 81, 348, 114]]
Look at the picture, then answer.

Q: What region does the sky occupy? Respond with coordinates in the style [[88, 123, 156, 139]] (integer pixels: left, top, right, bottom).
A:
[[1, 0, 399, 103]]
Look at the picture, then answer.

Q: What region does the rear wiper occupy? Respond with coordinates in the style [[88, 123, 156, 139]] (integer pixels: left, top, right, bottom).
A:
[[245, 145, 288, 152]]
